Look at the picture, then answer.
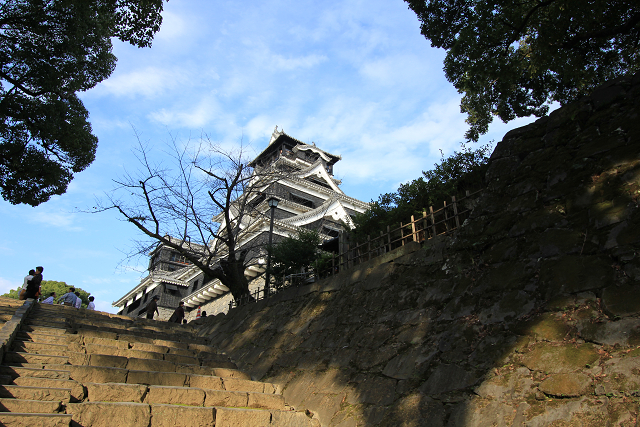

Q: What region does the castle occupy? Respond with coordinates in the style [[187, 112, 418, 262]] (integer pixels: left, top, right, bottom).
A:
[[112, 127, 369, 320]]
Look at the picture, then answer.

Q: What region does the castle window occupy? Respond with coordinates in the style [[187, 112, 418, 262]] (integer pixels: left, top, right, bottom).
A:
[[290, 192, 314, 208]]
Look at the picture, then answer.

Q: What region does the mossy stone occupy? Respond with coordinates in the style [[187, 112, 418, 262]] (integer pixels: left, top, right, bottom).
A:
[[520, 343, 600, 373], [538, 373, 591, 397], [526, 313, 571, 342]]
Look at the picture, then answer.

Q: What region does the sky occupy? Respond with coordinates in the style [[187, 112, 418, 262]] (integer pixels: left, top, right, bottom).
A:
[[0, 0, 536, 313]]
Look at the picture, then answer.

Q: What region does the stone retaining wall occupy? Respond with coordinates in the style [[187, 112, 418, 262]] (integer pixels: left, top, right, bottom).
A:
[[194, 72, 640, 426]]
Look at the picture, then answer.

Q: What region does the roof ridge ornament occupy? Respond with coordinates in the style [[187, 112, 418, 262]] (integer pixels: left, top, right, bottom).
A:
[[269, 125, 285, 145]]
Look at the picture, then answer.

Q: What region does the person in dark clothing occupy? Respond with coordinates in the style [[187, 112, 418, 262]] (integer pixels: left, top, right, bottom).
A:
[[25, 266, 43, 299], [168, 301, 185, 323], [145, 296, 159, 320]]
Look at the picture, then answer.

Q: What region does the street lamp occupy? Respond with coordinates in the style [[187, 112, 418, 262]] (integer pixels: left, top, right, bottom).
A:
[[264, 197, 279, 298]]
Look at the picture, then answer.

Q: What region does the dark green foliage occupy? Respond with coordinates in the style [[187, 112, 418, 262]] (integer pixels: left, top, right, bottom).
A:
[[0, 0, 166, 206], [404, 0, 640, 141], [352, 144, 491, 237], [268, 229, 323, 279], [3, 280, 91, 307]]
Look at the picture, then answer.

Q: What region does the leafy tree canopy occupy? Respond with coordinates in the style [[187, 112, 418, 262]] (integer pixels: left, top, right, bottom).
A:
[[404, 0, 640, 141], [0, 0, 166, 206], [268, 229, 322, 279], [353, 144, 491, 236], [3, 280, 91, 307]]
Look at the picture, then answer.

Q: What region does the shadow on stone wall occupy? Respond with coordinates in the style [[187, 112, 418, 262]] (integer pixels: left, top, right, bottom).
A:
[[193, 72, 640, 427]]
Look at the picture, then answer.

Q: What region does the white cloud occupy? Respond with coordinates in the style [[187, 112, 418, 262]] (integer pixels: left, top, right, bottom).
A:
[[30, 211, 82, 232], [92, 67, 188, 98], [0, 277, 17, 294], [155, 10, 189, 42]]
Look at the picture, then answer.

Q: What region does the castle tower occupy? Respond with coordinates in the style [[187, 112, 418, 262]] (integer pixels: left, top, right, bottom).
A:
[[113, 127, 369, 318]]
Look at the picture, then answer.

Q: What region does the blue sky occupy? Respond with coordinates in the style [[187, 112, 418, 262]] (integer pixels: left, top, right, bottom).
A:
[[0, 0, 535, 312]]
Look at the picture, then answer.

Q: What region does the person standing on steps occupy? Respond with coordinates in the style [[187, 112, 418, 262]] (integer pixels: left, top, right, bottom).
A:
[[59, 287, 77, 306], [41, 292, 56, 304], [168, 301, 185, 323], [87, 296, 95, 310], [145, 296, 159, 320], [24, 266, 43, 300], [74, 292, 82, 308], [19, 269, 35, 300]]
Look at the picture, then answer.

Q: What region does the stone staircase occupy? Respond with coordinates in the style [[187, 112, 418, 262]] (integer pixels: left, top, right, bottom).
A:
[[0, 300, 317, 426]]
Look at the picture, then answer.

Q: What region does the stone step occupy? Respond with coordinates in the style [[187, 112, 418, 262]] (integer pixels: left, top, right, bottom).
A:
[[83, 383, 285, 409], [0, 385, 71, 402], [20, 325, 67, 336], [0, 412, 72, 426], [0, 398, 62, 413], [0, 366, 71, 380], [12, 341, 68, 356], [12, 377, 84, 402], [3, 352, 69, 365], [16, 331, 70, 344], [64, 401, 316, 427]]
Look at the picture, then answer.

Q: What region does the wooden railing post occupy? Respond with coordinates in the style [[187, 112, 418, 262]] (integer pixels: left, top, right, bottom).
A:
[[400, 222, 405, 246], [452, 196, 460, 228], [386, 225, 391, 251], [379, 230, 384, 254], [411, 215, 417, 242], [443, 201, 450, 232], [422, 211, 428, 241], [429, 206, 436, 238]]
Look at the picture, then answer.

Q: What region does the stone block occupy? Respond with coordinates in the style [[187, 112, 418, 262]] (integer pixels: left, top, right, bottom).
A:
[[203, 389, 248, 407], [119, 334, 156, 344], [164, 353, 198, 365], [12, 377, 84, 402], [188, 374, 223, 390], [538, 373, 591, 397], [0, 413, 71, 427], [247, 392, 285, 410], [122, 348, 165, 360], [166, 347, 195, 357], [127, 358, 177, 373], [214, 407, 271, 427], [0, 385, 70, 402], [67, 402, 151, 427], [127, 370, 187, 387], [85, 382, 147, 403], [154, 339, 188, 350], [519, 343, 600, 373], [131, 342, 169, 354], [213, 368, 251, 380], [602, 285, 640, 317], [145, 385, 205, 406], [68, 366, 128, 384], [150, 404, 215, 427], [420, 364, 475, 396], [80, 330, 118, 340], [0, 398, 61, 413], [270, 410, 318, 427], [89, 353, 128, 369], [223, 378, 267, 393], [178, 364, 212, 376]]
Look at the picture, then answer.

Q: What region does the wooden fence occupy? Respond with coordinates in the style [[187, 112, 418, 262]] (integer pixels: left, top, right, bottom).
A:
[[229, 189, 483, 309], [318, 189, 482, 278]]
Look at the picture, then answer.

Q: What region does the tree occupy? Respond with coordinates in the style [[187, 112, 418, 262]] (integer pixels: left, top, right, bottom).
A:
[[404, 0, 640, 141], [353, 144, 491, 236], [268, 229, 322, 281], [0, 0, 166, 206], [3, 280, 91, 307], [96, 135, 287, 302]]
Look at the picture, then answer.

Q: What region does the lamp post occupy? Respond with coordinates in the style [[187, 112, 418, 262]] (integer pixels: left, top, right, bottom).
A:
[[264, 197, 279, 299]]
